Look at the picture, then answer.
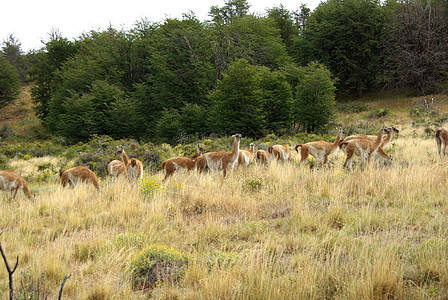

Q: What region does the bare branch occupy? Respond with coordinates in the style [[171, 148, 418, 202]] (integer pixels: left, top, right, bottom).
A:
[[0, 233, 19, 300], [58, 274, 71, 300]]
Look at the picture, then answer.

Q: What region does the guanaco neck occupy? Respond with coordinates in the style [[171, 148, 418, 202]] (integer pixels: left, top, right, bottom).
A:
[[21, 180, 34, 200], [191, 153, 201, 160], [249, 144, 255, 157], [230, 136, 241, 161], [120, 150, 130, 166], [373, 127, 384, 149], [332, 130, 342, 147]]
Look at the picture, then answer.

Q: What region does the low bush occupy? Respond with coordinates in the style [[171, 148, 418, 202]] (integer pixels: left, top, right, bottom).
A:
[[127, 244, 190, 289]]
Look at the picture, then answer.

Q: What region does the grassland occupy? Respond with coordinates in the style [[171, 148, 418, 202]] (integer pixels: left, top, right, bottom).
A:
[[0, 89, 448, 299]]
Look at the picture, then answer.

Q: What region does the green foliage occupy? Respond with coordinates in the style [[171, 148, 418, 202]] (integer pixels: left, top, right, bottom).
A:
[[1, 35, 28, 84], [127, 244, 190, 289], [295, 62, 336, 132], [260, 69, 294, 133], [267, 5, 299, 57], [296, 0, 385, 94], [209, 0, 250, 24], [0, 123, 14, 140], [30, 37, 80, 121], [209, 59, 267, 137], [156, 109, 182, 140], [244, 176, 264, 192], [0, 56, 20, 108], [367, 108, 390, 119]]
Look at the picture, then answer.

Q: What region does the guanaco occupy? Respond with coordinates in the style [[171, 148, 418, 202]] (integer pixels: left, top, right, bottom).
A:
[[341, 126, 399, 160], [60, 166, 100, 190], [204, 134, 242, 178], [435, 127, 448, 158], [268, 144, 293, 162], [340, 125, 389, 169], [0, 170, 35, 200], [114, 146, 144, 184], [294, 128, 344, 165], [237, 143, 256, 167], [161, 145, 206, 180], [256, 149, 270, 164]]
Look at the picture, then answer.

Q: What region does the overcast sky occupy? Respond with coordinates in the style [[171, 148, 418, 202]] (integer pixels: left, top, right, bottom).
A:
[[1, 0, 321, 52]]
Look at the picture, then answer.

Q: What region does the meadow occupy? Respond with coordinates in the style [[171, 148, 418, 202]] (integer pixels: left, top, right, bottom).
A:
[[1, 92, 448, 299]]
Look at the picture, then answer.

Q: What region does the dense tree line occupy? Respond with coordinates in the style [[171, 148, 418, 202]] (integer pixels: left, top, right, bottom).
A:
[[2, 0, 448, 143]]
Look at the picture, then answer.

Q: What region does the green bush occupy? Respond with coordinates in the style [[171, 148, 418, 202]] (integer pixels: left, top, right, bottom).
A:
[[127, 244, 190, 289], [368, 108, 390, 119], [295, 62, 336, 132]]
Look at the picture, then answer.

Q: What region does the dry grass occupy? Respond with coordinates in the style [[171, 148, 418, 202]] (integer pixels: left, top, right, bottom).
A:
[[1, 123, 448, 299]]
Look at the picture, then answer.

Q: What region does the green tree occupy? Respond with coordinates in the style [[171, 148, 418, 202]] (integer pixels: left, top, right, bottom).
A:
[[259, 69, 293, 133], [0, 56, 20, 108], [145, 15, 215, 111], [30, 36, 80, 121], [267, 5, 299, 57], [209, 59, 267, 137], [296, 0, 385, 94], [1, 35, 27, 83], [53, 81, 127, 142], [179, 103, 208, 137], [156, 109, 182, 140], [295, 62, 336, 132], [209, 0, 250, 25]]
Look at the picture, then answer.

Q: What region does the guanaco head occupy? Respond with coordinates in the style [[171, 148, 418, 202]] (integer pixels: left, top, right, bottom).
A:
[[197, 144, 206, 154], [387, 126, 399, 134], [115, 145, 125, 156], [338, 127, 347, 137], [232, 133, 242, 141], [130, 158, 138, 167]]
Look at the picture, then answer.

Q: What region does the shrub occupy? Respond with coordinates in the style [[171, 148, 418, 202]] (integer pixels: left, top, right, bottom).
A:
[[368, 108, 390, 119], [127, 244, 190, 289], [140, 176, 162, 198], [0, 123, 14, 140]]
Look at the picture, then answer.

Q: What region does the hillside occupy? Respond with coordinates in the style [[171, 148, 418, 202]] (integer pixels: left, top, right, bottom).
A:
[[1, 87, 448, 298], [0, 85, 45, 139]]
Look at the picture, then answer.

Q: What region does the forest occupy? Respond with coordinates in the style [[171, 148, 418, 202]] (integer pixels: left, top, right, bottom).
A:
[[1, 0, 448, 144]]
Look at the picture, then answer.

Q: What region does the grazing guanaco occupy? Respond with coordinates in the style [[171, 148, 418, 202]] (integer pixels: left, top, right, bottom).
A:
[[256, 149, 270, 165], [60, 166, 100, 190], [0, 170, 35, 200], [340, 125, 389, 169], [268, 144, 293, 162], [204, 134, 242, 178], [294, 128, 344, 165], [237, 143, 256, 167], [341, 126, 399, 160], [161, 145, 206, 180], [435, 127, 448, 158], [115, 146, 144, 184]]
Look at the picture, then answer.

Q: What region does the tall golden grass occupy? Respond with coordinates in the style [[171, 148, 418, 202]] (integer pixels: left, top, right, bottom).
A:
[[0, 125, 447, 299]]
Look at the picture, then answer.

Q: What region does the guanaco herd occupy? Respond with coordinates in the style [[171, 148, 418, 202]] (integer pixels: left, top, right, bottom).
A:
[[3, 125, 448, 200]]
